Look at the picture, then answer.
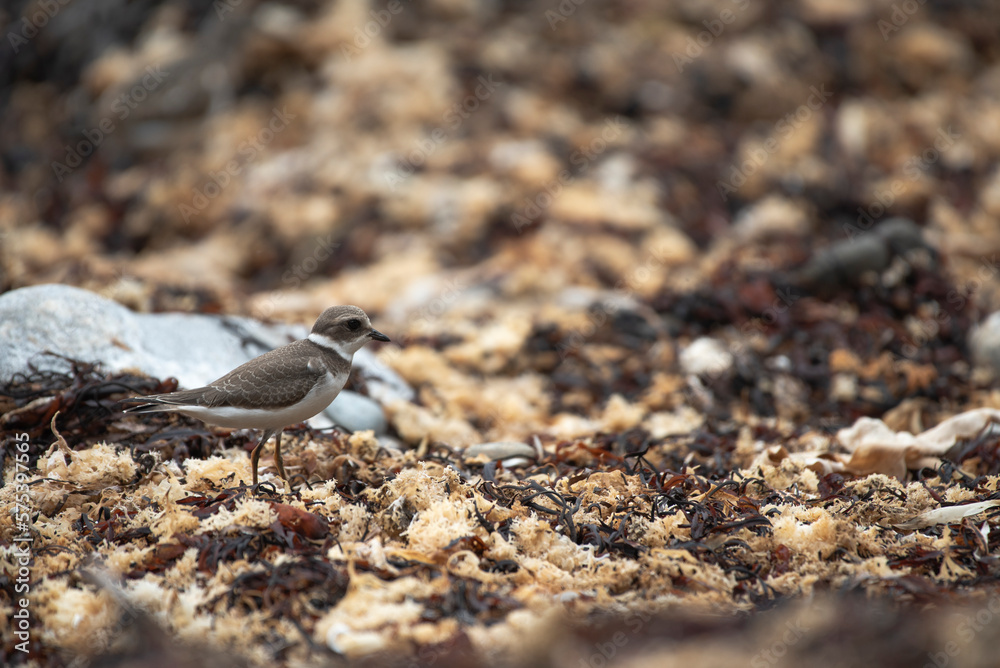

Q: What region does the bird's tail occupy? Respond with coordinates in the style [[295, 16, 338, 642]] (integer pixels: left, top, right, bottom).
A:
[[120, 396, 178, 414]]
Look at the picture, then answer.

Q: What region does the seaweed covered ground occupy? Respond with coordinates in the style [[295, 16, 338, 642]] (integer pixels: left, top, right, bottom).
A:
[[3, 352, 1000, 667], [5, 0, 1000, 665], [4, 357, 1000, 668]]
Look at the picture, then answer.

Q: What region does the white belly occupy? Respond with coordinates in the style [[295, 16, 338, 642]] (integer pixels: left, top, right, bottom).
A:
[[175, 372, 346, 429]]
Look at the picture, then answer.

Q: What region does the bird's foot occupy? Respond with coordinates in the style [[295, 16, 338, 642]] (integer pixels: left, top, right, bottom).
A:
[[247, 480, 280, 497]]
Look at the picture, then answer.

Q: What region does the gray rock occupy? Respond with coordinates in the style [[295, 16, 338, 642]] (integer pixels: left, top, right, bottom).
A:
[[787, 218, 932, 292], [0, 284, 265, 386], [0, 284, 412, 435], [791, 234, 889, 289], [353, 348, 415, 405], [464, 441, 537, 462], [875, 217, 927, 251], [325, 390, 388, 434]]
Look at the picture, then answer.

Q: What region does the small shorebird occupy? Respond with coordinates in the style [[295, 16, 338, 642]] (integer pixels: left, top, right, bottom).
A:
[[123, 306, 389, 486]]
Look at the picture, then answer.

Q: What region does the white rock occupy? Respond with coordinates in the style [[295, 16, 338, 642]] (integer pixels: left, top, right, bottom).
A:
[[970, 310, 1000, 376], [732, 196, 810, 242], [325, 390, 388, 434], [679, 337, 734, 377], [0, 284, 261, 387], [325, 623, 389, 656], [830, 373, 858, 402], [0, 284, 411, 434], [464, 441, 537, 462]]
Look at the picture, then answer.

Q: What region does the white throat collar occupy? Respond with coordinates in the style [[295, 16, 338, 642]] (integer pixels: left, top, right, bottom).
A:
[[308, 332, 356, 359]]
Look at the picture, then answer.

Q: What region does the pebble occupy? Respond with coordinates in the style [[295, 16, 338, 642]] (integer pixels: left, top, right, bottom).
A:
[[733, 196, 811, 242], [680, 337, 735, 377], [325, 623, 388, 656], [830, 373, 859, 402], [464, 441, 538, 463], [970, 310, 1000, 377]]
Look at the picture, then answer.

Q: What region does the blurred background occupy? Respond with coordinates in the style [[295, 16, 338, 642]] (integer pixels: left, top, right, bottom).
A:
[[2, 0, 996, 298], [4, 0, 1000, 443], [5, 0, 1000, 665]]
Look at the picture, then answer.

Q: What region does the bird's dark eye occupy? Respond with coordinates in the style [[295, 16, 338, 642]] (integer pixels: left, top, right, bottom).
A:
[[346, 318, 361, 331]]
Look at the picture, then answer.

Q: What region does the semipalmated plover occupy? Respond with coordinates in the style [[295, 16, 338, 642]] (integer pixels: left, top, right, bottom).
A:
[[123, 306, 389, 486]]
